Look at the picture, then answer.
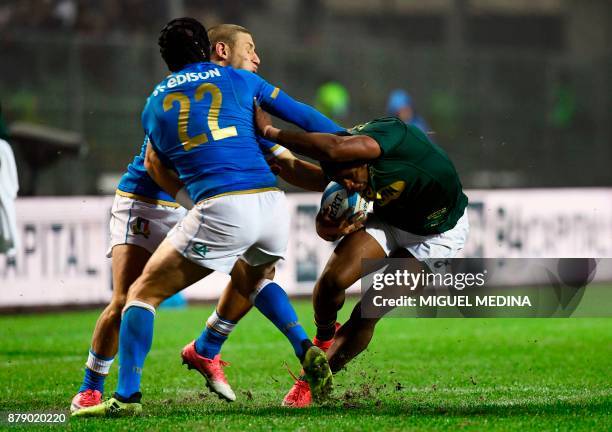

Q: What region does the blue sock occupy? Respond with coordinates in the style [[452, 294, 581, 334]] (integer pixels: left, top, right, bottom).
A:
[[115, 303, 155, 399], [252, 281, 310, 359], [79, 367, 106, 393], [194, 310, 236, 359]]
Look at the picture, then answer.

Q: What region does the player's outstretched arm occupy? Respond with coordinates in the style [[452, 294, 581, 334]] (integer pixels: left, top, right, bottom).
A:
[[144, 141, 193, 209], [240, 68, 343, 134], [255, 103, 380, 162], [262, 90, 344, 134]]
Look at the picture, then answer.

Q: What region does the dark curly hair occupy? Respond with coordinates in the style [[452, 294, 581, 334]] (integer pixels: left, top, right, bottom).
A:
[[158, 17, 211, 72]]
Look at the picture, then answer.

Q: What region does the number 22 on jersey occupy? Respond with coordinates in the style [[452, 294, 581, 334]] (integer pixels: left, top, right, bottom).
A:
[[162, 83, 238, 151]]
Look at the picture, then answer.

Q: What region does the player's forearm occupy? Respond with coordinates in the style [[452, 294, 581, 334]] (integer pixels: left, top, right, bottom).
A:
[[144, 142, 182, 197], [278, 157, 327, 192], [264, 128, 343, 161], [146, 163, 182, 198]]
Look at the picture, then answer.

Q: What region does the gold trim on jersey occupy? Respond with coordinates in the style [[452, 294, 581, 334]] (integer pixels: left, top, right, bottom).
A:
[[115, 190, 181, 208], [365, 180, 406, 206], [270, 87, 280, 99], [197, 187, 281, 204]]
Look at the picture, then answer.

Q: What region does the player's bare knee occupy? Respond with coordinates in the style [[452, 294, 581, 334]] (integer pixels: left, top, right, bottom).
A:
[[249, 261, 276, 280], [104, 298, 126, 322], [112, 293, 127, 310], [109, 284, 129, 308], [233, 260, 276, 297], [261, 264, 275, 280]]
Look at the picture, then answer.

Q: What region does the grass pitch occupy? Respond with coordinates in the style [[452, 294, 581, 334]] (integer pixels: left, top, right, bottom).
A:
[[1, 299, 610, 431]]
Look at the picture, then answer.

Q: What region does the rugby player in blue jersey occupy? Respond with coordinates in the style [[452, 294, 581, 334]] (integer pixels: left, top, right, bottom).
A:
[[146, 25, 331, 403], [73, 18, 341, 417], [71, 23, 329, 413]]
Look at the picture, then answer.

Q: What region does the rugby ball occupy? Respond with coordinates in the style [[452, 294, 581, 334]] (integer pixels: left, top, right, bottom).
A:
[[320, 181, 369, 220]]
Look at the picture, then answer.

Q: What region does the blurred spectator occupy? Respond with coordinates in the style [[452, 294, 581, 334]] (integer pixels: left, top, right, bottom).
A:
[[549, 70, 576, 130], [0, 0, 166, 35], [53, 0, 78, 29], [386, 89, 430, 134], [0, 103, 19, 259], [314, 81, 349, 123]]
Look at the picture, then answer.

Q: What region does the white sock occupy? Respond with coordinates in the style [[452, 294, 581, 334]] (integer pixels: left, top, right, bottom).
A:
[[86, 351, 114, 375]]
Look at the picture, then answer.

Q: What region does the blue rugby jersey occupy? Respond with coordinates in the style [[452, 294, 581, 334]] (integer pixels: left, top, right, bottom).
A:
[[141, 62, 342, 203], [116, 135, 282, 205]]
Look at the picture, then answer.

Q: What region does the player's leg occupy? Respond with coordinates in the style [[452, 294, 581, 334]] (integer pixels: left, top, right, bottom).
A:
[[92, 245, 151, 358], [125, 239, 214, 306], [326, 301, 378, 373], [227, 190, 313, 361], [327, 211, 469, 375], [188, 257, 274, 376], [282, 229, 386, 407], [182, 276, 260, 402], [326, 249, 424, 373], [74, 198, 218, 417], [73, 239, 215, 418], [231, 258, 332, 401], [191, 275, 262, 361], [285, 211, 407, 407], [119, 240, 215, 395], [313, 229, 386, 343], [235, 190, 315, 362], [72, 245, 150, 411], [217, 277, 261, 319], [72, 195, 183, 412], [177, 193, 276, 401], [231, 260, 311, 360], [230, 190, 331, 401], [182, 189, 324, 402]]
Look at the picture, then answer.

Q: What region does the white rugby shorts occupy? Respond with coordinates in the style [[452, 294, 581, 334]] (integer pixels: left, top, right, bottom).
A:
[[365, 208, 469, 271], [107, 193, 187, 257], [167, 190, 289, 274]]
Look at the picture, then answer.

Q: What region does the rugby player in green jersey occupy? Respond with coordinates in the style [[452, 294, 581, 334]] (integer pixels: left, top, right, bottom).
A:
[[255, 108, 470, 407]]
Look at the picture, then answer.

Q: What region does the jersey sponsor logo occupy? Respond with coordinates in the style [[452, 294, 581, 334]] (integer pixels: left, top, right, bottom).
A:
[[366, 180, 406, 206], [191, 242, 208, 259], [153, 68, 222, 96], [130, 217, 151, 239], [425, 207, 449, 228]]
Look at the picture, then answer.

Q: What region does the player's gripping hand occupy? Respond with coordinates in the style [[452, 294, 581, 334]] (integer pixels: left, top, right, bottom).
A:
[[316, 208, 367, 242], [266, 157, 282, 175]]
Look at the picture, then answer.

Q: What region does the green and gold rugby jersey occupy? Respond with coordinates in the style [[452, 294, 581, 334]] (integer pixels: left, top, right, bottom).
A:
[[348, 117, 468, 235]]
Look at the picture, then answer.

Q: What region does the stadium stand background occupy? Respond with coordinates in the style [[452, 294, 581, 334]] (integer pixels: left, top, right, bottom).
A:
[[0, 0, 610, 195]]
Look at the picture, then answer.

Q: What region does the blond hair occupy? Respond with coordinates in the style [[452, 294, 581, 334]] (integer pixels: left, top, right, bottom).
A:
[[208, 24, 251, 49]]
